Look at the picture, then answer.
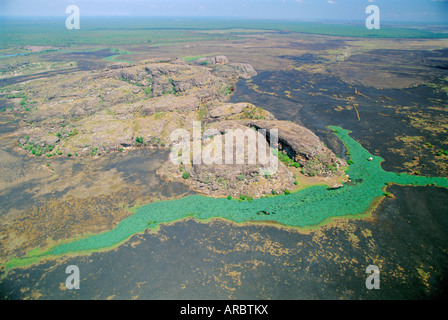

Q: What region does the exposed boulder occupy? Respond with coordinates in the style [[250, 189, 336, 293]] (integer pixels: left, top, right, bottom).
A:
[[204, 117, 346, 178], [242, 120, 347, 177], [158, 102, 347, 197], [158, 124, 296, 198], [196, 56, 229, 65], [211, 63, 257, 79], [207, 102, 275, 121]]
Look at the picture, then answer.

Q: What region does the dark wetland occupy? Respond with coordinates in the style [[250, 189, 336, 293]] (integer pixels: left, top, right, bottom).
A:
[[0, 18, 448, 299]]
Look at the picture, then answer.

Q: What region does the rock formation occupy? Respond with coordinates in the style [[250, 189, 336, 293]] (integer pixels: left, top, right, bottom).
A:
[[11, 56, 347, 197]]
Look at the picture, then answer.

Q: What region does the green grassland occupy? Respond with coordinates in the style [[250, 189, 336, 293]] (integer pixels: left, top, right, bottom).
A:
[[0, 17, 446, 50]]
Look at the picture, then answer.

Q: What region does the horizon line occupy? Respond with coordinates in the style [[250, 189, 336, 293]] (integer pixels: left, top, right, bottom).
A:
[[1, 15, 447, 26]]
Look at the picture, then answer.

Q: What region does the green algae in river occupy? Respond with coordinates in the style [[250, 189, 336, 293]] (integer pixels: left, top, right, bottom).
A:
[[3, 126, 448, 271]]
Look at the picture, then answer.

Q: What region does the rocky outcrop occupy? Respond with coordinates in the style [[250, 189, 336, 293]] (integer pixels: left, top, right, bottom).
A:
[[12, 57, 346, 198], [158, 101, 347, 198], [242, 120, 347, 177], [207, 102, 275, 121], [158, 120, 296, 198], [205, 118, 347, 178], [196, 56, 229, 65], [211, 63, 257, 80], [194, 55, 257, 79], [16, 57, 254, 157]]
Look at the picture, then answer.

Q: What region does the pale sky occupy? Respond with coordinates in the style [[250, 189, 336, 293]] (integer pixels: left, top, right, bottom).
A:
[[1, 0, 447, 23]]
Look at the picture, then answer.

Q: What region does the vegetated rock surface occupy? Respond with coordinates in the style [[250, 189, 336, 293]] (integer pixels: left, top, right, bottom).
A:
[[8, 55, 346, 198], [12, 56, 250, 156]]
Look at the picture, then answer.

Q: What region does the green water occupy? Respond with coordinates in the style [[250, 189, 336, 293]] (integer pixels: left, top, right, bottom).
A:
[[3, 127, 448, 271]]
